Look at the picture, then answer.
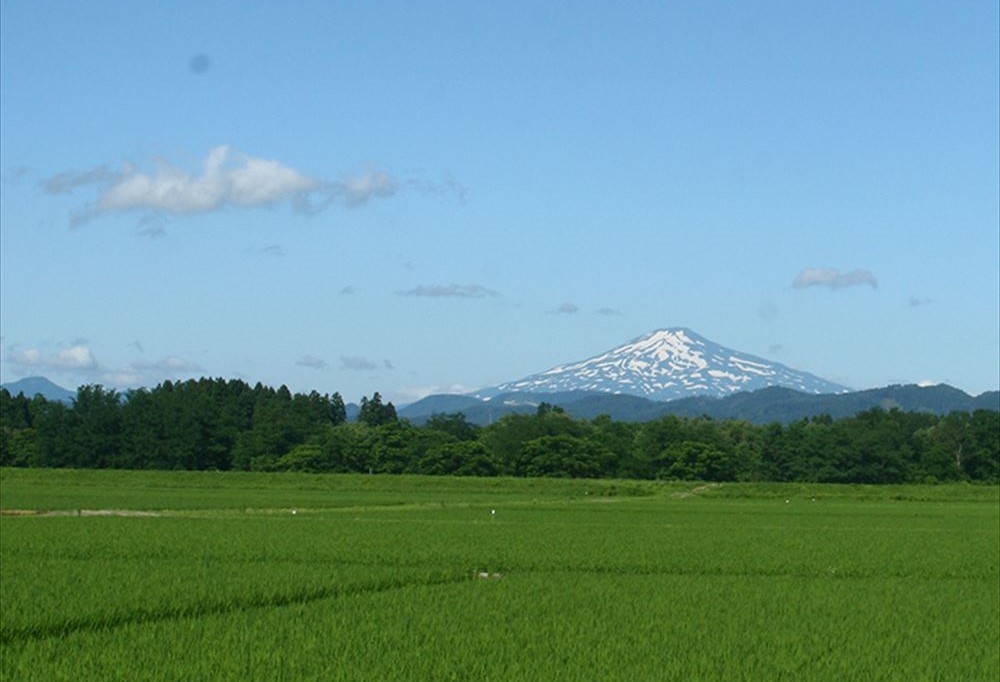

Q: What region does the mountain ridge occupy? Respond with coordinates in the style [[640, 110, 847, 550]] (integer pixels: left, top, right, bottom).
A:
[[401, 384, 999, 425]]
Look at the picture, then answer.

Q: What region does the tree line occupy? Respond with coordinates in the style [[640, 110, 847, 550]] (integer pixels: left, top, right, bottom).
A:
[[1, 378, 997, 483]]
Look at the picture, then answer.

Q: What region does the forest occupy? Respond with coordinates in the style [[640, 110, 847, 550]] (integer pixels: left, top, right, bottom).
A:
[[1, 378, 997, 483]]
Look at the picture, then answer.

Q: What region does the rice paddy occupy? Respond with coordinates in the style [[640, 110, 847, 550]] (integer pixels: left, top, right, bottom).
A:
[[1, 469, 997, 681]]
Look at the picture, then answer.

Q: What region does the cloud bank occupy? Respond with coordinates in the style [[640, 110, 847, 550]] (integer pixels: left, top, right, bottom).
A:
[[6, 343, 201, 387], [9, 344, 97, 370], [792, 268, 878, 290]]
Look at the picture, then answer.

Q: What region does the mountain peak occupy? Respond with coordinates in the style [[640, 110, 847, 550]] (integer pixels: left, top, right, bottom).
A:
[[475, 328, 849, 401]]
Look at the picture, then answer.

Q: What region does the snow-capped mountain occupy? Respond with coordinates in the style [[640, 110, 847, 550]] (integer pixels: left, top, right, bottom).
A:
[[475, 328, 849, 401]]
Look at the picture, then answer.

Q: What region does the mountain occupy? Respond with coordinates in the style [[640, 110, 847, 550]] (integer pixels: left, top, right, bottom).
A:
[[396, 394, 492, 422], [0, 376, 76, 403], [659, 384, 999, 423], [399, 384, 998, 426], [474, 327, 849, 401]]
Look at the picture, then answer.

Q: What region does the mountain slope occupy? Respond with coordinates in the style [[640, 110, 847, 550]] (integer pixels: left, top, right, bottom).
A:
[[0, 376, 75, 403], [475, 328, 849, 401]]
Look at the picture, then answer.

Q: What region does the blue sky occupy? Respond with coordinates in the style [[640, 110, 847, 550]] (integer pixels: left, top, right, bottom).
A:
[[2, 1, 998, 403]]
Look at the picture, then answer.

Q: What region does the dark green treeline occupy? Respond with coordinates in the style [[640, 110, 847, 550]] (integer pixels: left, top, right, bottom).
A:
[[1, 379, 997, 483]]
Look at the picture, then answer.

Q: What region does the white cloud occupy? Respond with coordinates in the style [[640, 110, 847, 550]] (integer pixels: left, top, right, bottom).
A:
[[44, 147, 403, 225], [792, 268, 878, 290], [10, 344, 97, 369], [96, 146, 320, 216], [398, 284, 499, 299], [55, 345, 99, 368]]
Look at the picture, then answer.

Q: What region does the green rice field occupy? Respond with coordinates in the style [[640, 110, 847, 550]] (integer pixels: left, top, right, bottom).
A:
[[1, 468, 998, 681]]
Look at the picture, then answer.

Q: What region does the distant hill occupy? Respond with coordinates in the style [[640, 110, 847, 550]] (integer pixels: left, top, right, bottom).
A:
[[399, 384, 999, 426], [0, 376, 75, 403]]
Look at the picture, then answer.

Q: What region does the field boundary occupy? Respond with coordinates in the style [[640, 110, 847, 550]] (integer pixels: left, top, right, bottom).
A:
[[0, 571, 470, 645]]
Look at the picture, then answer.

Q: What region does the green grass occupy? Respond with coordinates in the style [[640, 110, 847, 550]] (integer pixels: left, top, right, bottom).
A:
[[2, 469, 997, 681]]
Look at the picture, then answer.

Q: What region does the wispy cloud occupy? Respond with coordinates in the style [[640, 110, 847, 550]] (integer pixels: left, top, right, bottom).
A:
[[397, 284, 499, 299], [340, 356, 378, 371], [43, 166, 120, 194], [596, 307, 622, 316], [792, 268, 878, 290], [406, 174, 468, 203], [261, 244, 285, 257], [2, 165, 32, 189], [135, 213, 168, 239], [336, 170, 395, 208], [296, 355, 328, 369], [549, 302, 579, 315], [340, 285, 356, 295], [130, 356, 203, 373], [44, 146, 403, 226], [908, 296, 932, 307]]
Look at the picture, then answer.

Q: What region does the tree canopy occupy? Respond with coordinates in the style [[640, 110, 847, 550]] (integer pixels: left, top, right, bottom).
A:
[[1, 380, 997, 484]]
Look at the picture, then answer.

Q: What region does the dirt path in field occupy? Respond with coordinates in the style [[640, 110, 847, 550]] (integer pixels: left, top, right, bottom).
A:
[[0, 509, 164, 517], [0, 494, 638, 519]]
